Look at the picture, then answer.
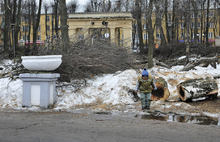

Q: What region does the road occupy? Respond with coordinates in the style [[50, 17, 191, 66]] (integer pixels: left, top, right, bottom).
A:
[[0, 110, 219, 142]]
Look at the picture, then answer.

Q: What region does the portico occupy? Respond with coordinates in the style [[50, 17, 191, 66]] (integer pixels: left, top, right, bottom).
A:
[[68, 12, 134, 51]]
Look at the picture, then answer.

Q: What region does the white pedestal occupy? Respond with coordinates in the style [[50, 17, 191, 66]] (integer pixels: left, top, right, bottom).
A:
[[19, 73, 60, 108]]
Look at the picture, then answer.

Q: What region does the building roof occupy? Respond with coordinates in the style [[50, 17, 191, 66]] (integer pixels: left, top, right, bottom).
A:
[[68, 12, 133, 19]]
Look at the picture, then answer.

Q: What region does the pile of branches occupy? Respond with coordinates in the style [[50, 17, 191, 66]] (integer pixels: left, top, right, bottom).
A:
[[34, 35, 134, 82]]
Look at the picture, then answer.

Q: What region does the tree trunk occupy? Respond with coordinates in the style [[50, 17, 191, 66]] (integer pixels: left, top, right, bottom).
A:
[[148, 0, 154, 69], [165, 0, 171, 43], [180, 56, 218, 71], [151, 77, 170, 101], [60, 0, 69, 53], [171, 0, 176, 42], [177, 78, 218, 101], [192, 0, 198, 43], [4, 0, 9, 51], [135, 0, 143, 52], [206, 0, 210, 47], [128, 77, 170, 102], [15, 0, 22, 50], [32, 0, 42, 54]]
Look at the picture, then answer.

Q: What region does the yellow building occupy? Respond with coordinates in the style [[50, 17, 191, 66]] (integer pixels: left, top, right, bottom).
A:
[[67, 12, 134, 51], [0, 9, 219, 49], [143, 9, 218, 46], [0, 13, 61, 46]]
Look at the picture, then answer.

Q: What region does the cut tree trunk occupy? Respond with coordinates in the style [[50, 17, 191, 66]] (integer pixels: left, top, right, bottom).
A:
[[177, 78, 218, 101], [151, 77, 170, 101], [128, 77, 170, 102]]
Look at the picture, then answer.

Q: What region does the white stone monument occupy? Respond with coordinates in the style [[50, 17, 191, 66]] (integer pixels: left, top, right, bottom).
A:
[[19, 55, 62, 108]]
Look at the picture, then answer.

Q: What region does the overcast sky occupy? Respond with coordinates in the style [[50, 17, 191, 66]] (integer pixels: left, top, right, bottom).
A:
[[45, 0, 89, 12]]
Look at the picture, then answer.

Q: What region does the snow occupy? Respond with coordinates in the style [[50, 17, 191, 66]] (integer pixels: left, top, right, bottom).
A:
[[1, 59, 220, 123]]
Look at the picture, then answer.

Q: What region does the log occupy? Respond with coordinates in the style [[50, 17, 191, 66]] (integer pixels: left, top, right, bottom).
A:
[[180, 56, 218, 71], [128, 77, 170, 102], [154, 59, 171, 69], [151, 77, 170, 101], [177, 78, 218, 101]]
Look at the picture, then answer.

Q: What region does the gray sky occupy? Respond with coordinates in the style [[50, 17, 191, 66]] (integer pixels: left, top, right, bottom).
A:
[[45, 0, 89, 12]]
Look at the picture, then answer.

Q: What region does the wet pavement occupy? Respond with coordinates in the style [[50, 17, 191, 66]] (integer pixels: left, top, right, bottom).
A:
[[0, 110, 220, 142]]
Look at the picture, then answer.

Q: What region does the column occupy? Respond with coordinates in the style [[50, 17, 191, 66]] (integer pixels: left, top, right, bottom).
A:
[[122, 27, 132, 52], [69, 28, 76, 42], [110, 28, 116, 43]]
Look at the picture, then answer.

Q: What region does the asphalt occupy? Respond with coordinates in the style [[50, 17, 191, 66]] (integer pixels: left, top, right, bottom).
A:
[[0, 110, 220, 142]]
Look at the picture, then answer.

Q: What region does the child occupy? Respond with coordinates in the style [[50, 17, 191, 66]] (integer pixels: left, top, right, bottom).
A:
[[135, 68, 157, 110]]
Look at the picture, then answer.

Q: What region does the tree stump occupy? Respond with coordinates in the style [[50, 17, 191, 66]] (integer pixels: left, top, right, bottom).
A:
[[177, 78, 218, 101], [151, 77, 170, 101]]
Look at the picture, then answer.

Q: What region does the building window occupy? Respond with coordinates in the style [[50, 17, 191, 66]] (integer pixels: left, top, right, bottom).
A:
[[197, 22, 200, 28], [22, 35, 29, 41], [143, 24, 146, 30], [46, 35, 50, 40], [205, 22, 214, 28], [168, 13, 172, 23], [46, 25, 50, 31], [156, 33, 161, 39], [198, 12, 201, 18], [209, 22, 214, 28], [181, 23, 185, 29], [191, 22, 195, 29], [22, 26, 29, 32], [181, 33, 185, 39], [209, 11, 214, 17], [191, 12, 194, 18], [38, 26, 41, 31], [22, 16, 29, 22], [37, 35, 41, 40], [46, 16, 50, 22], [208, 32, 213, 38], [143, 34, 146, 40], [79, 34, 84, 40]]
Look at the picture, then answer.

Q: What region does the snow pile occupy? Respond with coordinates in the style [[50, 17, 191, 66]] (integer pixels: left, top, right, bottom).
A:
[[0, 60, 220, 118]]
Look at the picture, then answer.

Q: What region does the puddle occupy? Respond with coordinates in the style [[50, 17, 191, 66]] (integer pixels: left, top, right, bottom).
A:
[[141, 111, 220, 125], [93, 111, 112, 115]]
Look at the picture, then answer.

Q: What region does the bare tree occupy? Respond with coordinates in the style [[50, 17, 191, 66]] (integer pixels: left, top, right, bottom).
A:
[[135, 0, 143, 52], [206, 0, 210, 47], [165, 0, 171, 43], [67, 0, 78, 13], [43, 2, 50, 42], [3, 0, 10, 51], [32, 0, 42, 54], [148, 0, 154, 68], [191, 0, 198, 43], [60, 0, 69, 53]]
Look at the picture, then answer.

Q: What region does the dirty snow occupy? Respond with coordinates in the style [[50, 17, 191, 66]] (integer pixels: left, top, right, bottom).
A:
[[0, 59, 220, 122]]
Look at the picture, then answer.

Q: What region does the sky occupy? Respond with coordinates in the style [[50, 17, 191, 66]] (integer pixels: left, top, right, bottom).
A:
[[45, 0, 89, 12], [0, 56, 220, 124]]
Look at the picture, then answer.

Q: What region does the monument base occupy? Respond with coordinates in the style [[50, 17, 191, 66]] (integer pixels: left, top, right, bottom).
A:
[[19, 73, 60, 109]]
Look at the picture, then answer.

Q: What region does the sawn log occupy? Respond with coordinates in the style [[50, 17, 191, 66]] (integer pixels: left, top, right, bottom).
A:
[[177, 78, 218, 101]]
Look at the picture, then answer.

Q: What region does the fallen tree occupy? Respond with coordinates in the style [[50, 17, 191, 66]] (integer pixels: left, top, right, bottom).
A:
[[177, 78, 218, 101], [180, 56, 219, 71]]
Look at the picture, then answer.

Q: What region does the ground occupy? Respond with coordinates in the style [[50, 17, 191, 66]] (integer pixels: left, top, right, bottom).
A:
[[187, 98, 220, 114], [0, 110, 220, 142]]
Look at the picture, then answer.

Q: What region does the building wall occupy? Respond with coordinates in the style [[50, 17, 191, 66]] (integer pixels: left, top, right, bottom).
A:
[[0, 9, 219, 48], [68, 12, 134, 51]]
